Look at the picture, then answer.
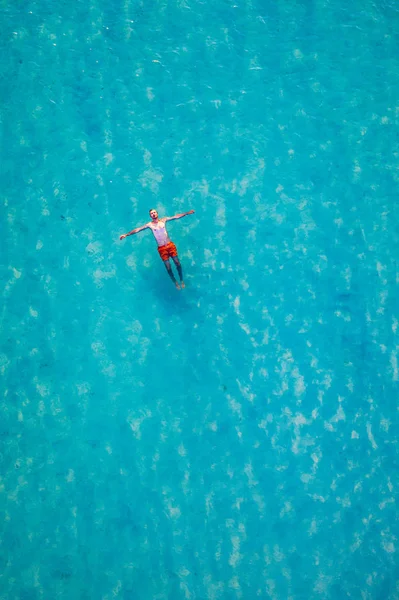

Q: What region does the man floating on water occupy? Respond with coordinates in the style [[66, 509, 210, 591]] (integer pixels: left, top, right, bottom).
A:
[[120, 208, 195, 289]]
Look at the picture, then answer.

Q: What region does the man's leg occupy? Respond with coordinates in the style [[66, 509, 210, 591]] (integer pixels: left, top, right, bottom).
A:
[[172, 256, 184, 287], [164, 259, 180, 289]]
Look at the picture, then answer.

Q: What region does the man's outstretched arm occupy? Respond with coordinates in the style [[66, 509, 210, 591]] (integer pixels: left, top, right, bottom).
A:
[[165, 210, 195, 222], [120, 224, 148, 240]]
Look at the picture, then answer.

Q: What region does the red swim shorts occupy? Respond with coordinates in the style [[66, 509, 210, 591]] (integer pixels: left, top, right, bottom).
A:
[[157, 241, 178, 261]]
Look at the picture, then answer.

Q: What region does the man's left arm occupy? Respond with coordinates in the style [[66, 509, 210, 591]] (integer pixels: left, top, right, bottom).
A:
[[165, 210, 195, 222]]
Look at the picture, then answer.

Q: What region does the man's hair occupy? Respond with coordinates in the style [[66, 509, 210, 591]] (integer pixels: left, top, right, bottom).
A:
[[149, 208, 156, 214]]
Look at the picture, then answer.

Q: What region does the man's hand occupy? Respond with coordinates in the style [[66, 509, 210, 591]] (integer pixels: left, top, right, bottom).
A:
[[187, 210, 195, 215], [120, 234, 127, 240]]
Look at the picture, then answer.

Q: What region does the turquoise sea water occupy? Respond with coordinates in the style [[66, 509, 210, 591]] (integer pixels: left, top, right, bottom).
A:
[[1, 0, 399, 598]]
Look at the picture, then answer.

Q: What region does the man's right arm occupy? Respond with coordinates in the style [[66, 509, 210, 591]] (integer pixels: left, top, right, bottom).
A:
[[120, 224, 148, 240]]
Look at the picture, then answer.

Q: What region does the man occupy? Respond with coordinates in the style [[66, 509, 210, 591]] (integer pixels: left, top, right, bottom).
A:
[[120, 208, 195, 289]]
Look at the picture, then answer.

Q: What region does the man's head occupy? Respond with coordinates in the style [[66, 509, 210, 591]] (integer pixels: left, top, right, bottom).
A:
[[149, 208, 158, 220]]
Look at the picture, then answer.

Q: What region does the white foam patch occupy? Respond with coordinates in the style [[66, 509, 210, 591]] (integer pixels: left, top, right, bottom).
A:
[[292, 367, 306, 397], [392, 318, 398, 334], [249, 56, 262, 70], [93, 268, 116, 286], [0, 354, 10, 375], [244, 463, 258, 487], [76, 382, 91, 396], [43, 274, 56, 297], [366, 423, 378, 449], [301, 473, 312, 484], [100, 360, 116, 378], [205, 492, 214, 516], [127, 409, 152, 440], [390, 350, 398, 381], [91, 341, 105, 354], [379, 498, 394, 510], [308, 518, 318, 536], [104, 129, 112, 147], [166, 498, 181, 520], [104, 153, 114, 165], [330, 404, 345, 423], [236, 379, 255, 402], [229, 536, 242, 568], [35, 379, 50, 398], [215, 203, 225, 224], [126, 254, 137, 269], [138, 338, 150, 365], [138, 168, 163, 193], [311, 451, 322, 473], [252, 493, 265, 513], [239, 322, 251, 335], [86, 241, 103, 261], [227, 395, 243, 419], [177, 443, 187, 457]]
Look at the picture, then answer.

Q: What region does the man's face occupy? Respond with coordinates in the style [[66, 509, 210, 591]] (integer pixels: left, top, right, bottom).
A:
[[150, 209, 158, 220]]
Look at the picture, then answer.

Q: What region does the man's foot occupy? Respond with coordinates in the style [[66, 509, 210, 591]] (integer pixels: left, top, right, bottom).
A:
[[180, 281, 185, 289], [175, 282, 181, 290]]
